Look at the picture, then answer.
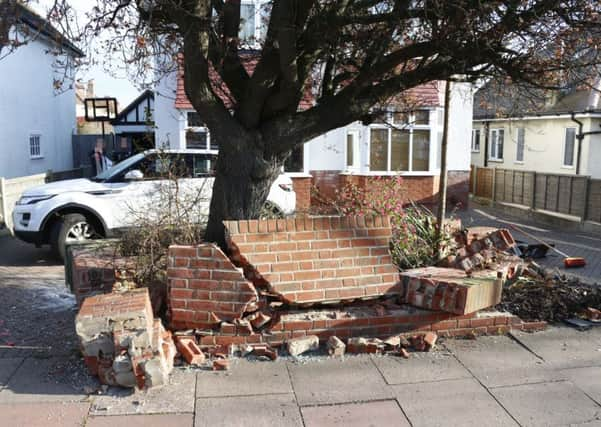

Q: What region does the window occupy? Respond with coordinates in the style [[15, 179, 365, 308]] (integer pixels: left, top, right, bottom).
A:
[[240, 3, 256, 41], [471, 129, 481, 152], [564, 128, 576, 167], [369, 128, 388, 171], [489, 129, 504, 161], [368, 116, 431, 172], [413, 110, 430, 125], [284, 145, 304, 172], [346, 131, 360, 169], [367, 110, 432, 172], [516, 128, 525, 162], [29, 134, 42, 158], [185, 112, 217, 151]]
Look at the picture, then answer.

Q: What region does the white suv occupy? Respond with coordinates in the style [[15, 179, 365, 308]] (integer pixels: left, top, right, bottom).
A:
[[13, 149, 296, 259]]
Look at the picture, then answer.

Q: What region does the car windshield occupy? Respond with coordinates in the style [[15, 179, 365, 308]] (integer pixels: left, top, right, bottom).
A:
[[91, 152, 146, 182]]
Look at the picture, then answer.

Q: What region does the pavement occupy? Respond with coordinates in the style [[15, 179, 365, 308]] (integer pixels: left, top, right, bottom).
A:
[[0, 207, 601, 426]]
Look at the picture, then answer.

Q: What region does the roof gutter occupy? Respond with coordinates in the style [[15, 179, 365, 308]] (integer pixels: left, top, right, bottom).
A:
[[570, 112, 601, 175]]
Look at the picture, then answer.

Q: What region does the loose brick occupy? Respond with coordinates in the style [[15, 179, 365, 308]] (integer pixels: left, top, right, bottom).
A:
[[287, 335, 319, 356]]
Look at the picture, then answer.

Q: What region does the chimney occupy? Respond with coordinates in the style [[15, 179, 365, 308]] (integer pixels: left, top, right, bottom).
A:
[[86, 79, 95, 98]]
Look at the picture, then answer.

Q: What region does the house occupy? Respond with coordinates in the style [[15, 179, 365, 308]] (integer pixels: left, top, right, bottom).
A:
[[0, 3, 84, 179], [110, 89, 155, 161], [75, 79, 116, 135], [471, 79, 601, 178], [154, 0, 473, 211]]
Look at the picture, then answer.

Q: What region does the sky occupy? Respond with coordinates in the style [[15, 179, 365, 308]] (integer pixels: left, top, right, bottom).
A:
[[33, 0, 140, 107]]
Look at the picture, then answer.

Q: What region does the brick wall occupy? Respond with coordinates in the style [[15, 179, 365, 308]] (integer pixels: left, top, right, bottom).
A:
[[223, 216, 400, 305], [290, 176, 311, 214], [308, 171, 470, 212], [68, 245, 134, 306], [167, 244, 259, 330], [196, 308, 546, 347]]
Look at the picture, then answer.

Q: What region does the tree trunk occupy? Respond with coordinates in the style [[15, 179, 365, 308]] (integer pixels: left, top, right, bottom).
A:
[[435, 80, 452, 260], [204, 133, 283, 248]]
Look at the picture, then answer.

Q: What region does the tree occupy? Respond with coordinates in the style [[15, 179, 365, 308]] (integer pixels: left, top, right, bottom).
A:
[[5, 1, 601, 246]]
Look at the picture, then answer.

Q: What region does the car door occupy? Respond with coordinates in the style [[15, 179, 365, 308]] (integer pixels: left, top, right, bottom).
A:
[[104, 153, 166, 229], [176, 153, 216, 224]]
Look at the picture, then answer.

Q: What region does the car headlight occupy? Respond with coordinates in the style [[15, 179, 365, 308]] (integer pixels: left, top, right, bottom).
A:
[[16, 195, 56, 205]]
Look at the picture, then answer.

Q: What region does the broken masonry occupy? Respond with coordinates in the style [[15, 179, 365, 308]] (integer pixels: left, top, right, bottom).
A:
[[73, 216, 544, 388]]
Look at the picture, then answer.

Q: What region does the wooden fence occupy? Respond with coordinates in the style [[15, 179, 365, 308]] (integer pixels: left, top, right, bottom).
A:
[[471, 165, 601, 223], [0, 167, 85, 232]]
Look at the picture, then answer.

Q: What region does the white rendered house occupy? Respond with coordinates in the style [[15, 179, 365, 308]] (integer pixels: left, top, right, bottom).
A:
[[0, 4, 84, 179]]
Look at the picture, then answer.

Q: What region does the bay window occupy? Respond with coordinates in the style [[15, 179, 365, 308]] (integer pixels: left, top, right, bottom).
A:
[[368, 110, 432, 172]]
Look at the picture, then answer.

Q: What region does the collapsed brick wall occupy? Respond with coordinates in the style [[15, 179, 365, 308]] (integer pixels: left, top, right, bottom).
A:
[[168, 244, 259, 330], [76, 288, 176, 388], [400, 267, 502, 315], [223, 216, 400, 305], [197, 308, 546, 347]]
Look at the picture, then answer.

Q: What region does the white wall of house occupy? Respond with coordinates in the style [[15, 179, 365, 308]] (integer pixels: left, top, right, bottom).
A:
[[154, 69, 187, 149], [471, 115, 601, 178], [0, 34, 76, 179], [154, 63, 473, 179], [302, 82, 473, 176], [584, 120, 601, 178]]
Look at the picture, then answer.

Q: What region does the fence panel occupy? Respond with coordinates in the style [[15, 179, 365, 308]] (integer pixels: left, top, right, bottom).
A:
[[0, 173, 47, 231], [475, 167, 494, 199], [585, 179, 601, 223], [471, 165, 595, 221]]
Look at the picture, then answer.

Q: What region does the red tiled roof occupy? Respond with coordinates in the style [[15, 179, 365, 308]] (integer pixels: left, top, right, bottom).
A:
[[175, 53, 314, 111], [175, 54, 442, 112]]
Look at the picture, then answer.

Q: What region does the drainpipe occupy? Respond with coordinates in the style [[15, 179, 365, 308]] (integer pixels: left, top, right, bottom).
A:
[[570, 113, 601, 175], [483, 121, 490, 167], [571, 113, 584, 175]]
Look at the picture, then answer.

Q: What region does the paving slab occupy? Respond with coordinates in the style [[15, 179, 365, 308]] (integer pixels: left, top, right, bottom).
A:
[[511, 327, 601, 369], [570, 420, 601, 426], [393, 378, 518, 427], [371, 350, 471, 385], [90, 368, 195, 416], [196, 359, 292, 398], [287, 356, 393, 406], [491, 381, 601, 427], [445, 335, 559, 387], [301, 400, 410, 427], [0, 356, 89, 403], [561, 367, 601, 405], [0, 357, 23, 387], [87, 414, 194, 427], [195, 394, 302, 427], [0, 401, 90, 427]]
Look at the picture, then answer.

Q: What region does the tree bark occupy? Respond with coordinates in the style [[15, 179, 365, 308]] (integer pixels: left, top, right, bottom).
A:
[[204, 132, 283, 248]]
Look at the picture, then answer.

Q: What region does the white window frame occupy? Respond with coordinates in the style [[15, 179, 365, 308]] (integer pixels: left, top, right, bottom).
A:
[[184, 111, 217, 153], [562, 127, 576, 168], [489, 128, 504, 161], [29, 133, 43, 159], [471, 129, 481, 153], [345, 129, 361, 171], [239, 0, 267, 47], [367, 110, 433, 173], [515, 127, 525, 163]]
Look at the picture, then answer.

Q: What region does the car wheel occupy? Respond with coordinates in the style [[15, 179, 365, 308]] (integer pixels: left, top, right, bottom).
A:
[[260, 202, 284, 219], [50, 213, 98, 261]]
